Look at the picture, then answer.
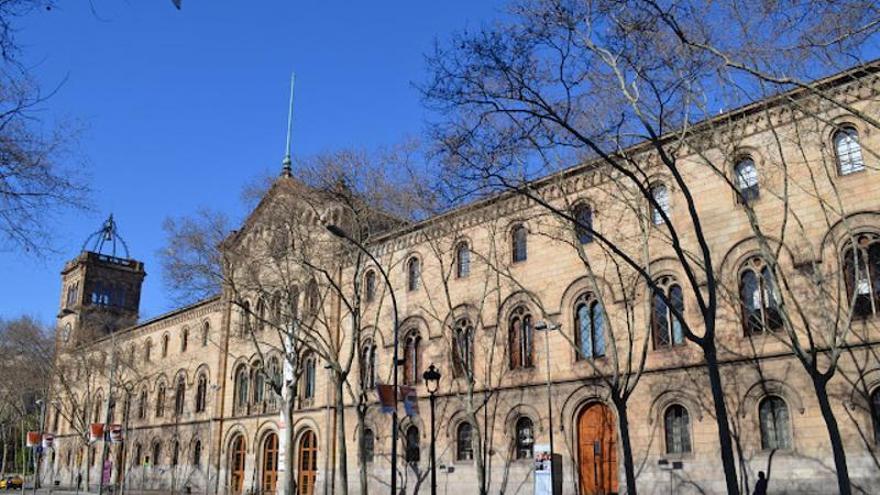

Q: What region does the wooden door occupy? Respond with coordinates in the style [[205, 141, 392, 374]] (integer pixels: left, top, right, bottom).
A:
[[297, 430, 318, 495], [229, 435, 246, 495], [577, 403, 619, 495], [262, 433, 279, 494]]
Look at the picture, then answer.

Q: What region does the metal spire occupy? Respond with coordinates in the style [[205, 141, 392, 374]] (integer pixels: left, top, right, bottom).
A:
[[281, 72, 296, 177]]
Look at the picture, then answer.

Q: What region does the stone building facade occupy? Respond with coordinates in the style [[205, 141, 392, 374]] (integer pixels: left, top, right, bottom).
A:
[[44, 62, 880, 495]]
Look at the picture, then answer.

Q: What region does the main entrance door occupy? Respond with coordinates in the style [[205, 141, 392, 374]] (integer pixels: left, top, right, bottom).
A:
[[262, 433, 279, 494], [297, 430, 318, 495], [577, 403, 619, 495], [229, 434, 246, 495]]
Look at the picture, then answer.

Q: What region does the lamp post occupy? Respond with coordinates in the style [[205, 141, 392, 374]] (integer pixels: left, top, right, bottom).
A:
[[422, 364, 441, 495], [325, 224, 400, 495], [534, 320, 559, 495]]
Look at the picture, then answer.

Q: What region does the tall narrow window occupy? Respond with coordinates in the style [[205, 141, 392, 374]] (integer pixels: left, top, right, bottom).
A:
[[452, 318, 474, 377], [364, 270, 376, 303], [360, 340, 377, 389], [842, 233, 880, 318], [652, 276, 686, 348], [174, 376, 185, 416], [575, 293, 605, 359], [152, 442, 162, 466], [456, 242, 471, 278], [138, 388, 148, 420], [195, 373, 207, 413], [300, 354, 316, 406], [155, 384, 165, 418], [759, 396, 792, 450], [162, 334, 169, 357], [256, 298, 267, 332], [181, 327, 189, 353], [403, 330, 421, 385], [651, 184, 670, 225], [511, 224, 528, 262], [193, 440, 202, 466], [407, 257, 421, 292], [202, 321, 210, 347], [734, 157, 760, 203], [363, 428, 375, 463], [253, 364, 265, 406], [871, 388, 880, 445], [515, 417, 534, 459], [405, 426, 420, 464], [234, 365, 249, 415], [456, 423, 474, 461], [739, 257, 783, 334], [171, 440, 179, 466], [834, 126, 865, 175], [508, 306, 533, 369], [268, 358, 281, 411], [573, 204, 594, 244], [144, 339, 152, 363], [664, 404, 692, 454], [240, 300, 251, 336], [307, 282, 320, 316]]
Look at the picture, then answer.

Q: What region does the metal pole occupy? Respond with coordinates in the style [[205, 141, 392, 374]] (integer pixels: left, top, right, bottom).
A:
[[543, 326, 556, 495], [33, 399, 46, 495], [99, 335, 117, 495], [429, 393, 437, 495]]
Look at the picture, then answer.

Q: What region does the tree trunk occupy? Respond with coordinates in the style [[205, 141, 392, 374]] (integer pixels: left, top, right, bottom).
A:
[[471, 412, 486, 495], [335, 378, 349, 495], [612, 397, 637, 495], [280, 396, 298, 495], [813, 376, 852, 495], [356, 406, 368, 495], [704, 344, 740, 495]]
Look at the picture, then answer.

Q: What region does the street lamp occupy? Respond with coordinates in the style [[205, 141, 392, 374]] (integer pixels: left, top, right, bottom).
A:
[[534, 320, 559, 495], [422, 364, 441, 495], [325, 223, 401, 495]]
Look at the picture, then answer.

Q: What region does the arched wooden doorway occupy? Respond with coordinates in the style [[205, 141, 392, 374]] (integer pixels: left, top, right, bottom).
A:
[[297, 430, 318, 495], [577, 403, 618, 495], [262, 432, 279, 494], [229, 434, 246, 495]]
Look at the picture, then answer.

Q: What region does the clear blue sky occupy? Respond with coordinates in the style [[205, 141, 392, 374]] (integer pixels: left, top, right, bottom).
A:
[[0, 1, 503, 325]]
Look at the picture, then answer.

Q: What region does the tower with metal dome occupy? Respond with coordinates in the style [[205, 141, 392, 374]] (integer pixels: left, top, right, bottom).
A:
[[56, 214, 146, 348]]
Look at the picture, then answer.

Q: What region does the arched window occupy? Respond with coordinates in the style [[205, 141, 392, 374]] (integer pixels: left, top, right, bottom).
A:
[[162, 334, 169, 357], [871, 388, 880, 445], [155, 384, 166, 418], [234, 365, 249, 415], [174, 376, 186, 416], [842, 233, 880, 318], [759, 396, 792, 450], [171, 440, 180, 466], [240, 301, 252, 336], [193, 440, 202, 466], [407, 257, 421, 292], [403, 330, 421, 385], [364, 270, 377, 303], [511, 224, 528, 262], [133, 443, 142, 466], [573, 203, 593, 244], [138, 388, 148, 420], [202, 321, 210, 347], [508, 306, 533, 369], [363, 428, 375, 463], [452, 318, 474, 377], [515, 417, 534, 459], [456, 242, 471, 278], [739, 257, 783, 334], [306, 282, 320, 316], [360, 340, 377, 389], [651, 184, 670, 225], [152, 442, 162, 466], [456, 422, 474, 461], [300, 353, 316, 406], [734, 157, 760, 203], [834, 126, 865, 175], [404, 426, 420, 464], [664, 404, 691, 454], [575, 293, 605, 359], [253, 364, 265, 406], [144, 339, 152, 363], [256, 298, 267, 332], [267, 358, 281, 411], [195, 373, 207, 413], [181, 327, 189, 353], [652, 276, 685, 348]]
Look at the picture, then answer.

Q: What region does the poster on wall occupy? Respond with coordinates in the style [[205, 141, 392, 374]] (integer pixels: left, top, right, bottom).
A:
[[534, 443, 552, 495]]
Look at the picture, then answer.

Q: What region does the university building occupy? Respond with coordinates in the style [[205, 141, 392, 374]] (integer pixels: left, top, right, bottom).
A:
[[44, 61, 880, 494]]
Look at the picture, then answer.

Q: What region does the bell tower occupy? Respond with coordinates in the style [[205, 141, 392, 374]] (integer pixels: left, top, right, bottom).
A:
[[57, 215, 146, 348]]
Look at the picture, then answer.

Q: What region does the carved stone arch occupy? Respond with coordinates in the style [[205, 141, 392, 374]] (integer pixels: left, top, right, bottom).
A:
[[254, 420, 281, 448], [194, 363, 211, 382], [559, 275, 622, 313], [398, 415, 425, 438], [739, 379, 806, 418], [444, 409, 475, 440], [153, 373, 169, 392], [497, 289, 545, 324], [822, 114, 873, 148], [291, 417, 321, 449], [222, 423, 249, 454], [360, 325, 386, 349], [820, 211, 880, 260], [398, 315, 429, 344], [559, 382, 613, 434], [717, 235, 800, 282], [630, 257, 687, 299], [646, 389, 704, 425], [503, 403, 544, 434], [848, 368, 880, 412], [441, 303, 482, 335], [173, 368, 190, 386], [229, 356, 250, 379]]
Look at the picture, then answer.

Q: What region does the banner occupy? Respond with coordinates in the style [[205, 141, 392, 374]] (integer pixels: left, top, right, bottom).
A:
[[400, 386, 419, 417], [109, 424, 123, 444], [42, 433, 55, 449], [89, 423, 105, 443], [377, 384, 396, 414], [26, 431, 41, 447]]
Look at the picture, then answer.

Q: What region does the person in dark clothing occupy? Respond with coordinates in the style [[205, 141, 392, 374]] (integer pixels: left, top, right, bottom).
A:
[[753, 471, 768, 495]]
